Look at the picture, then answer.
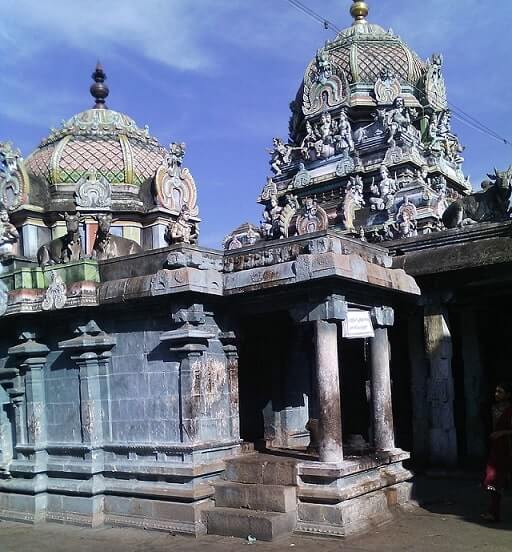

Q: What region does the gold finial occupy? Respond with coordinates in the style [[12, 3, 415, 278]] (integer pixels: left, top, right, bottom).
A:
[[350, 0, 369, 24]]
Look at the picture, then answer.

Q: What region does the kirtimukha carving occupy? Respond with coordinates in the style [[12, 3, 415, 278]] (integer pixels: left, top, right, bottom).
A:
[[291, 163, 312, 189], [92, 213, 143, 260], [41, 270, 67, 311], [154, 142, 199, 217], [269, 138, 294, 176], [374, 67, 401, 105], [74, 168, 112, 209], [165, 205, 198, 245], [296, 197, 329, 235], [0, 209, 19, 257], [370, 165, 398, 211], [0, 142, 25, 211], [303, 47, 348, 116], [442, 167, 512, 228], [37, 212, 83, 267]]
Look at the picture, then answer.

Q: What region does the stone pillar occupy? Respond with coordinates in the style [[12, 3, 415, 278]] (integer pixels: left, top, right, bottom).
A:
[[292, 295, 347, 463], [7, 332, 50, 454], [219, 331, 240, 441], [459, 308, 486, 460], [407, 310, 429, 463], [370, 307, 395, 452], [58, 321, 116, 447], [160, 304, 216, 444], [424, 304, 457, 466]]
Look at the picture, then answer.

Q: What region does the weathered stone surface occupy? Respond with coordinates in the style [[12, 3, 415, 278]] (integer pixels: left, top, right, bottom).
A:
[[224, 455, 298, 486], [214, 481, 296, 513], [206, 508, 296, 541]]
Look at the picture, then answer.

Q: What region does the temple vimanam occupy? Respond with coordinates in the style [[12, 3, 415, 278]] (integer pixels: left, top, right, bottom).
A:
[[0, 0, 510, 540]]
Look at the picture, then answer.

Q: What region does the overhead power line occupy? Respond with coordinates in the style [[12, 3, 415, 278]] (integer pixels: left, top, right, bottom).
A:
[[283, 0, 512, 148]]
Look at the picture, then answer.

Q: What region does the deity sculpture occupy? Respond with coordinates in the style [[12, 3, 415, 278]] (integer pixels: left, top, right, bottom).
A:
[[37, 212, 83, 267], [0, 209, 19, 257], [334, 110, 354, 155], [428, 110, 464, 164], [269, 138, 294, 176], [370, 165, 397, 211], [261, 192, 283, 240], [382, 97, 418, 145], [296, 197, 329, 235], [165, 205, 198, 245], [343, 175, 366, 231], [166, 142, 186, 172]]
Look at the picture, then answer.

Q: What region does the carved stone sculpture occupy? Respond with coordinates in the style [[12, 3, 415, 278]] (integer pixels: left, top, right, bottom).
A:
[[396, 200, 418, 238], [381, 97, 418, 145], [296, 198, 329, 235], [154, 142, 199, 217], [0, 209, 19, 257], [369, 165, 397, 211], [303, 47, 348, 116], [424, 53, 448, 111], [74, 168, 112, 209], [92, 213, 143, 260], [261, 192, 283, 240], [269, 138, 294, 176], [37, 212, 83, 267], [442, 167, 512, 228], [0, 142, 25, 211], [165, 206, 198, 245], [374, 67, 401, 105], [343, 175, 365, 231], [41, 270, 67, 311], [427, 110, 464, 165]]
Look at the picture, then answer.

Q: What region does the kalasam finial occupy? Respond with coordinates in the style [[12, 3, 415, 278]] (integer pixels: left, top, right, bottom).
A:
[[90, 62, 109, 109], [350, 0, 369, 24]]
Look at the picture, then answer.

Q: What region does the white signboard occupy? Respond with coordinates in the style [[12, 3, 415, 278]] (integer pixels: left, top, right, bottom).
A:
[[342, 310, 375, 339]]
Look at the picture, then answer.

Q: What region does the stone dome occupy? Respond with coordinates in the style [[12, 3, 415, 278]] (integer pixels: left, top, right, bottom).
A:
[[327, 23, 425, 87], [25, 107, 166, 188]]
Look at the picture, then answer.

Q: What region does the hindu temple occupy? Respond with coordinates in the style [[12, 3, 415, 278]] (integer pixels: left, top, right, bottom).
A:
[[0, 0, 511, 540]]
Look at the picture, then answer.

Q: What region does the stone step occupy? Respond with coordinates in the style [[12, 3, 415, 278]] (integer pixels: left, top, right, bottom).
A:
[[214, 481, 297, 513], [225, 454, 298, 486], [206, 507, 296, 541]]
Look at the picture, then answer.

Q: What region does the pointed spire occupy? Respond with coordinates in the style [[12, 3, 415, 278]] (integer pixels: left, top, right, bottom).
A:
[[90, 62, 109, 109], [350, 0, 369, 24]]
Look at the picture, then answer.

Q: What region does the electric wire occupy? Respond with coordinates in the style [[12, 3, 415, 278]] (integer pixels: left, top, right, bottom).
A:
[[283, 0, 512, 148]]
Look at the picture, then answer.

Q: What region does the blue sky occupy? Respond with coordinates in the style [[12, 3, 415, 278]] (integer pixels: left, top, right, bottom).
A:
[[1, 0, 511, 248]]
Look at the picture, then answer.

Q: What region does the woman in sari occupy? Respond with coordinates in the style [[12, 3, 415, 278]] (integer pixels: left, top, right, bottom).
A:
[[482, 382, 512, 522]]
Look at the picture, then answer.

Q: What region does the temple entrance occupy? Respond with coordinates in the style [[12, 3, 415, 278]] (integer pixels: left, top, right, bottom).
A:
[[237, 311, 311, 451]]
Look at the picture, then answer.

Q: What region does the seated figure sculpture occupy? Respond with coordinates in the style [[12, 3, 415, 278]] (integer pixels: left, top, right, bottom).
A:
[[37, 212, 83, 267], [92, 212, 143, 260]]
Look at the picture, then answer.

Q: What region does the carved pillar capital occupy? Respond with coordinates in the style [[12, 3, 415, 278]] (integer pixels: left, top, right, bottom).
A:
[[291, 294, 347, 325], [370, 306, 394, 328], [58, 320, 116, 360]]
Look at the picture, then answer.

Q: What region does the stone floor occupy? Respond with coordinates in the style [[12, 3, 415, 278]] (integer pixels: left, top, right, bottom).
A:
[[0, 476, 510, 551]]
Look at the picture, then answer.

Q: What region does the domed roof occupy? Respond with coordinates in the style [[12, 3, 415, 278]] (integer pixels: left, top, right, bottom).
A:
[[298, 1, 425, 119], [25, 64, 166, 189]]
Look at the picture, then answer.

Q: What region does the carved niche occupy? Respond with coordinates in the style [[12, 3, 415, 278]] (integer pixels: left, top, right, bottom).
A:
[[154, 142, 199, 218], [303, 48, 348, 117], [296, 198, 329, 235], [74, 168, 112, 210]]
